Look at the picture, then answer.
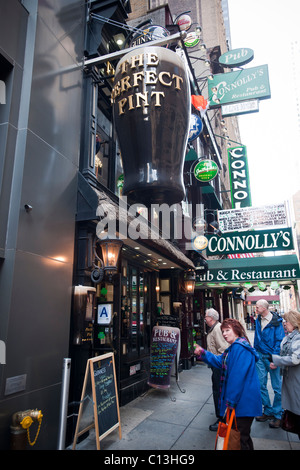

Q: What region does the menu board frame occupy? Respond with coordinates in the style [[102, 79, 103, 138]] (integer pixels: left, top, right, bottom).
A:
[[72, 353, 121, 450]]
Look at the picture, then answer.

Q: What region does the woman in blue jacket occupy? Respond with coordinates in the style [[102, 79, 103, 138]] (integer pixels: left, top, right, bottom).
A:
[[195, 318, 262, 450]]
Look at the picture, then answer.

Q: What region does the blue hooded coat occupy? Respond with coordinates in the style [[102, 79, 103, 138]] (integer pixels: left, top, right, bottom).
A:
[[254, 312, 285, 355], [200, 337, 262, 417]]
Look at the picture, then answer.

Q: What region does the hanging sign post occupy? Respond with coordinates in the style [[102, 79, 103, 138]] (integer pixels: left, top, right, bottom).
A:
[[72, 353, 121, 450]]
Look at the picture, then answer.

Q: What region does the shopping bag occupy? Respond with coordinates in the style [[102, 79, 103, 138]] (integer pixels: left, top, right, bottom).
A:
[[281, 409, 300, 435], [215, 407, 241, 450]]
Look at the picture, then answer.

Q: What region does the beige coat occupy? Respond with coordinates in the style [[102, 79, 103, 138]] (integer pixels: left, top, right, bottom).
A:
[[207, 322, 229, 355]]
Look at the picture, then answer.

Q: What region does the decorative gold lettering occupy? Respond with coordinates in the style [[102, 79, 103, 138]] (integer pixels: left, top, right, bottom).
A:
[[111, 52, 185, 115], [132, 71, 144, 87], [130, 53, 144, 69], [120, 60, 128, 75], [145, 70, 158, 85], [136, 92, 149, 108], [151, 91, 165, 106], [120, 75, 132, 93], [147, 52, 159, 66], [158, 71, 172, 87], [127, 94, 134, 110], [118, 98, 127, 115], [172, 74, 183, 90]]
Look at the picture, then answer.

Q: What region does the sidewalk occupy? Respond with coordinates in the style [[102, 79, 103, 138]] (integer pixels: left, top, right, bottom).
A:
[[71, 331, 300, 452]]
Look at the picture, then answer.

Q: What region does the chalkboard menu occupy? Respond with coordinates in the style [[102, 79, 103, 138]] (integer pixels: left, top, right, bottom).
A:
[[157, 315, 179, 328], [72, 353, 121, 450], [148, 326, 180, 389], [93, 357, 118, 438]]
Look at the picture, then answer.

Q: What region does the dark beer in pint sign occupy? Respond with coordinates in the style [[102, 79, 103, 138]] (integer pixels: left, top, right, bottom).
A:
[[112, 47, 191, 205]]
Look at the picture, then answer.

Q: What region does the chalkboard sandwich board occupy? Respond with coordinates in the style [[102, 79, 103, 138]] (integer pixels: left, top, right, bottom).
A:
[[148, 326, 180, 389], [72, 352, 121, 450]]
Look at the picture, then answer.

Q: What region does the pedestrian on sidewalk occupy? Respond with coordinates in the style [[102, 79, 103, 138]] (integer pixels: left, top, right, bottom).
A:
[[254, 299, 285, 428], [269, 309, 300, 437], [195, 318, 262, 450], [204, 308, 229, 431], [246, 313, 251, 330], [250, 314, 255, 330]]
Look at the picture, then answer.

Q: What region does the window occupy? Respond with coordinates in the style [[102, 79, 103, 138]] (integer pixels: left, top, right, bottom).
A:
[[95, 131, 109, 187], [121, 264, 149, 357]]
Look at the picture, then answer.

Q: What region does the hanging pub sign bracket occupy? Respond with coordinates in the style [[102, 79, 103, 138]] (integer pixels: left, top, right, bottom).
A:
[[83, 31, 187, 69], [33, 31, 187, 83]]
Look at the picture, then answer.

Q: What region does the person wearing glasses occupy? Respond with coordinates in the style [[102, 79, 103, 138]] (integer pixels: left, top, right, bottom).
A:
[[270, 309, 300, 438], [203, 308, 229, 431], [254, 299, 285, 428]]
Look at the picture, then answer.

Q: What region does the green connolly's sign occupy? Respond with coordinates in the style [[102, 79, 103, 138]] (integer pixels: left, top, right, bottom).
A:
[[206, 227, 294, 256], [228, 145, 251, 209], [208, 64, 271, 108]]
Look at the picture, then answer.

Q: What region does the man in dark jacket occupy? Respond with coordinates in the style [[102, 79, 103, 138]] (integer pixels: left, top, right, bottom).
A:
[[254, 299, 285, 428]]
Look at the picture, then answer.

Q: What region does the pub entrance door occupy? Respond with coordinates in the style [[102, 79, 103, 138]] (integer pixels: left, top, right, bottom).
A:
[[118, 261, 156, 405]]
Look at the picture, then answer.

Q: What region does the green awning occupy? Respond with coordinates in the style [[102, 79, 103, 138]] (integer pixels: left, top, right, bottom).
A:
[[196, 254, 300, 285], [201, 183, 222, 210]]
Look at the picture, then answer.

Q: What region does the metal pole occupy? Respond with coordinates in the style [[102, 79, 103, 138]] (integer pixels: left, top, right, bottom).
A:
[[83, 30, 186, 67], [57, 358, 71, 450], [34, 31, 187, 82]]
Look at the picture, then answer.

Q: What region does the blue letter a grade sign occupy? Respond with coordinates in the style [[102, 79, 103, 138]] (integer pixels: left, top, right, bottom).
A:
[[97, 304, 112, 325]]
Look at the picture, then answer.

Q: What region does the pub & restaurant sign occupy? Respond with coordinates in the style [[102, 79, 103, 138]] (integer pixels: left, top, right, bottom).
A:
[[196, 255, 300, 284]]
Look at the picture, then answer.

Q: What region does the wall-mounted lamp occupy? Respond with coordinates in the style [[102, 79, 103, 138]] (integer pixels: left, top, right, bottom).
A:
[[184, 269, 196, 294], [92, 238, 123, 283]]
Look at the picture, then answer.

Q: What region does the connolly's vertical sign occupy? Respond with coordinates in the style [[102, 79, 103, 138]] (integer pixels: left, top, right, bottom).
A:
[[228, 145, 252, 208]]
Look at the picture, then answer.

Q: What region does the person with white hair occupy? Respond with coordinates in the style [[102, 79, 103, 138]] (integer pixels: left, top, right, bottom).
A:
[[270, 309, 300, 438], [254, 299, 285, 428], [204, 308, 229, 431]]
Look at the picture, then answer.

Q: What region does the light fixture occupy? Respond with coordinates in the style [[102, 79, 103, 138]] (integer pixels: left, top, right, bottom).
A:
[[92, 238, 123, 283], [195, 25, 202, 36], [184, 270, 196, 294], [113, 33, 125, 46]]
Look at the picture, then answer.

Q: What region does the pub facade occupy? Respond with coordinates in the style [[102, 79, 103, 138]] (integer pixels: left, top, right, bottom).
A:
[[0, 0, 242, 450]]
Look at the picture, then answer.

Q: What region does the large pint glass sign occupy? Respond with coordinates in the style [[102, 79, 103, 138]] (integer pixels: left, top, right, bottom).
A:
[[112, 47, 191, 204]]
